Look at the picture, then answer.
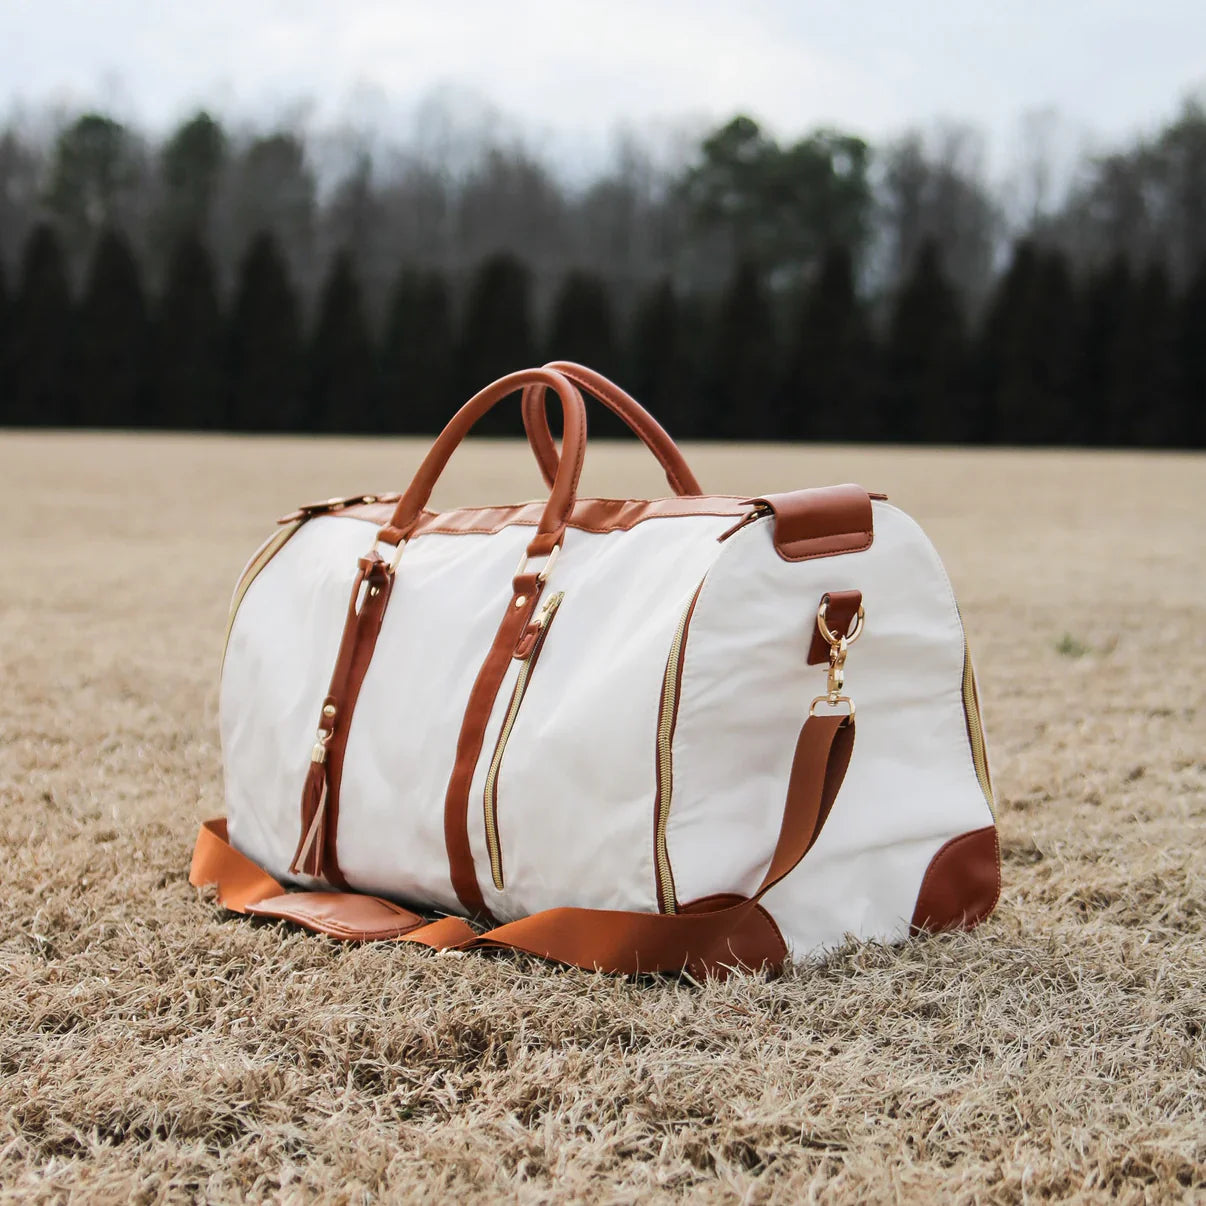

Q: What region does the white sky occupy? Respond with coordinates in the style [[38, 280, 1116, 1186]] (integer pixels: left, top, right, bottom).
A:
[[2, 0, 1204, 169]]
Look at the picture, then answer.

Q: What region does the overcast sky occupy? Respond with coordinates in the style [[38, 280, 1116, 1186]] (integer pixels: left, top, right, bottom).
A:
[[2, 0, 1203, 168]]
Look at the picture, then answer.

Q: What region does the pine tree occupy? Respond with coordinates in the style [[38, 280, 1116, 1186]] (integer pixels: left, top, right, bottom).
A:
[[1125, 263, 1180, 446], [73, 228, 149, 427], [707, 258, 778, 439], [979, 240, 1039, 443], [628, 277, 696, 440], [884, 239, 969, 443], [0, 254, 9, 421], [43, 113, 139, 265], [155, 232, 223, 428], [226, 232, 303, 432], [308, 249, 377, 433], [6, 224, 73, 426], [1074, 255, 1136, 446], [545, 270, 621, 370], [380, 267, 455, 434], [979, 242, 1079, 444], [157, 112, 227, 250], [457, 253, 535, 436], [1176, 258, 1206, 448], [779, 245, 876, 442], [1026, 250, 1080, 444], [546, 268, 626, 437]]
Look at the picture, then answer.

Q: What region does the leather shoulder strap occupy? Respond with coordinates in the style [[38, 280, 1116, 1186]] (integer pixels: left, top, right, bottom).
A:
[[190, 714, 853, 979]]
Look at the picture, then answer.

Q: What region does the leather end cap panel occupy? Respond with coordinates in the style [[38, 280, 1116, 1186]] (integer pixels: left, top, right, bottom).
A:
[[750, 484, 874, 563], [910, 825, 1001, 934]]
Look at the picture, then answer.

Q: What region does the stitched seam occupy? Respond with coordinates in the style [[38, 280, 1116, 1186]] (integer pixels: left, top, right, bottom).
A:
[[916, 830, 964, 916], [988, 826, 1002, 918], [754, 905, 789, 964], [412, 510, 751, 537], [778, 531, 874, 562]]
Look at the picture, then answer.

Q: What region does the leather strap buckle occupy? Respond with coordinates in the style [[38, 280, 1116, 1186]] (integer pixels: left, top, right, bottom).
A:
[[514, 542, 560, 583]]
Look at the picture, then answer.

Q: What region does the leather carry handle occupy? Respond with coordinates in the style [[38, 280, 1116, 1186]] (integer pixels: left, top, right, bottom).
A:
[[190, 713, 854, 979], [521, 362, 703, 497], [383, 368, 588, 558]]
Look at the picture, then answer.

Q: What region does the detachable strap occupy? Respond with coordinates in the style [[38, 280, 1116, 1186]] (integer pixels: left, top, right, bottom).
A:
[[191, 713, 854, 979]]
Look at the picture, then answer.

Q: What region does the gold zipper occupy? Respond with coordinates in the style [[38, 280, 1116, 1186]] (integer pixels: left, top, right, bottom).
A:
[[221, 521, 302, 669], [962, 640, 995, 819], [483, 591, 565, 890], [653, 583, 705, 914]]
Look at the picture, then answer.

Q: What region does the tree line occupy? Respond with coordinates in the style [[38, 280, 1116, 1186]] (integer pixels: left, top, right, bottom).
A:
[[2, 219, 1202, 445], [0, 97, 1204, 444]]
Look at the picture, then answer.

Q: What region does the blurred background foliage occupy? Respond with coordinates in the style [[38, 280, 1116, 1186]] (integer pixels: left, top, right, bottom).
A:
[[0, 97, 1203, 445]]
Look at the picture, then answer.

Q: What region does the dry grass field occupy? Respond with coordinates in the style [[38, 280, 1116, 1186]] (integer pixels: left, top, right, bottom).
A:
[[1, 430, 1203, 1204]]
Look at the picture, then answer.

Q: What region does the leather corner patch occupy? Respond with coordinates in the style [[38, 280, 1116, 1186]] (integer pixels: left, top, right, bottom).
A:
[[910, 825, 1001, 934]]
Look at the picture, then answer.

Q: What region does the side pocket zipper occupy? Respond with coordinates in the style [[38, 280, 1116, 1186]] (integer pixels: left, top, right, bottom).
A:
[[962, 640, 995, 819], [653, 582, 705, 915], [222, 521, 302, 670], [483, 590, 565, 891]]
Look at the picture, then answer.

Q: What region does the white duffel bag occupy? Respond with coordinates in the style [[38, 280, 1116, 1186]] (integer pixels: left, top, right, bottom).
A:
[[191, 363, 999, 977]]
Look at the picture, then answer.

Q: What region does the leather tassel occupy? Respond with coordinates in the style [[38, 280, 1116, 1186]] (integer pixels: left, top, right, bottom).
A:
[[290, 760, 329, 878]]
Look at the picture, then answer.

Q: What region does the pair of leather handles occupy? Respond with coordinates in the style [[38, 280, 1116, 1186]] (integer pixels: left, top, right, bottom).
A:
[[378, 363, 704, 560]]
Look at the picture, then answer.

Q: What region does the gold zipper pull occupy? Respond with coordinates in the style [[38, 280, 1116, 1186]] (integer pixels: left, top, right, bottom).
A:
[[537, 591, 565, 627], [515, 591, 564, 659]]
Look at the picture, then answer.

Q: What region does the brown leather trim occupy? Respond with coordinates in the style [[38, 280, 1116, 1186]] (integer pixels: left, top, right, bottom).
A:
[[443, 571, 546, 920], [387, 368, 587, 556], [910, 825, 1001, 933], [521, 361, 704, 497], [248, 891, 427, 940], [281, 488, 876, 558], [808, 589, 863, 665], [752, 485, 874, 562], [329, 494, 754, 536], [289, 552, 394, 886]]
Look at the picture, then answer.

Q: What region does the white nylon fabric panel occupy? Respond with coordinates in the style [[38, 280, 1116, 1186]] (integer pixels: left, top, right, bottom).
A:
[[335, 522, 534, 912], [665, 502, 994, 958], [473, 518, 735, 922], [220, 517, 372, 884]]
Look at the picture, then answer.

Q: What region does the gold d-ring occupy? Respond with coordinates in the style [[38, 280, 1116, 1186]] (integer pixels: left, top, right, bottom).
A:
[[817, 599, 865, 647], [515, 542, 560, 583], [809, 694, 856, 721]]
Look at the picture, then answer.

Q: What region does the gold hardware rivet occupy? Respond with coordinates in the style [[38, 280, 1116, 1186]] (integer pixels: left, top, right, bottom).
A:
[[515, 595, 528, 608], [322, 704, 336, 717]]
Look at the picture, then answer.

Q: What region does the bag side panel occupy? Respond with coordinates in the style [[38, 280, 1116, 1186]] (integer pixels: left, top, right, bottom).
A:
[[334, 523, 539, 912], [221, 517, 375, 886], [666, 501, 995, 958], [472, 516, 738, 922]]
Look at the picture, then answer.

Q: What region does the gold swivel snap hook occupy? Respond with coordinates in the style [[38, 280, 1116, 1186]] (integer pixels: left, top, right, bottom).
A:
[[809, 597, 864, 721]]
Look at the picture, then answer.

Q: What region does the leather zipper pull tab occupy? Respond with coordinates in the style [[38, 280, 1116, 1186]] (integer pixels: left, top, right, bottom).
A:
[[513, 592, 562, 659], [290, 757, 330, 877]]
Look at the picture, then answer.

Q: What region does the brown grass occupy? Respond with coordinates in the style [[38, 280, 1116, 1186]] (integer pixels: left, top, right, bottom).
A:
[[1, 432, 1203, 1204]]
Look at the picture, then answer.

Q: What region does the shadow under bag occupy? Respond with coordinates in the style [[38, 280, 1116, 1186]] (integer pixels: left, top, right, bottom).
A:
[[191, 362, 1000, 978]]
